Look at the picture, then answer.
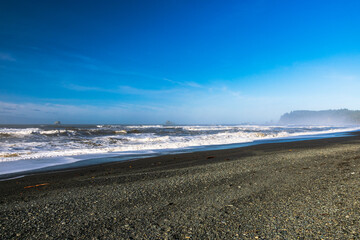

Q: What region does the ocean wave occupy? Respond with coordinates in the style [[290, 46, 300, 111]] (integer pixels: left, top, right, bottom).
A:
[[1, 125, 359, 163], [0, 128, 40, 136]]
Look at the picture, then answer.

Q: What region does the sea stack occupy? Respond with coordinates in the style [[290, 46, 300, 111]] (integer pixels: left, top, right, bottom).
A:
[[164, 120, 174, 126]]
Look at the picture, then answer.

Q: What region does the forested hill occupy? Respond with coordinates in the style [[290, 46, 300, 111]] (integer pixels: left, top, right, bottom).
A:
[[279, 109, 360, 125]]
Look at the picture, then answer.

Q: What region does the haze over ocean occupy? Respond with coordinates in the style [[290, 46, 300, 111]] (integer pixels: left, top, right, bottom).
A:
[[1, 0, 360, 124]]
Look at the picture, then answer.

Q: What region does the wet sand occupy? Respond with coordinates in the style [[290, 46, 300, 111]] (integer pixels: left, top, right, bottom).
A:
[[1, 132, 360, 239]]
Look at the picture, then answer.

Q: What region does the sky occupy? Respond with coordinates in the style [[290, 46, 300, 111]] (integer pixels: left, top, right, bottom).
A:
[[1, 0, 360, 124]]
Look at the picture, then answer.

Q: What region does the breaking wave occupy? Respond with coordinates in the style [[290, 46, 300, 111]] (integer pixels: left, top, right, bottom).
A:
[[1, 124, 359, 164]]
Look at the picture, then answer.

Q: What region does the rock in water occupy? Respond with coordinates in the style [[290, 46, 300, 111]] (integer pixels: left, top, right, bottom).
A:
[[164, 120, 174, 126]]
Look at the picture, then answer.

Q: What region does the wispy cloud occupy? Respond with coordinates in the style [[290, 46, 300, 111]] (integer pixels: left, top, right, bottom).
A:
[[5, 45, 200, 92], [209, 86, 243, 99], [163, 78, 203, 88], [64, 84, 107, 92], [0, 52, 16, 62], [325, 74, 358, 81], [117, 86, 177, 95], [64, 83, 181, 95], [24, 45, 97, 64], [21, 45, 179, 83]]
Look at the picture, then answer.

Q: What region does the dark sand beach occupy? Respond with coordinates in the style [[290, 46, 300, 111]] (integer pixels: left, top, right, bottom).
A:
[[1, 132, 360, 239]]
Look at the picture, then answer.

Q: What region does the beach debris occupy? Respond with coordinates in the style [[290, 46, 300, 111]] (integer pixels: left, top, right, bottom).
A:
[[24, 183, 49, 189], [207, 156, 215, 159]]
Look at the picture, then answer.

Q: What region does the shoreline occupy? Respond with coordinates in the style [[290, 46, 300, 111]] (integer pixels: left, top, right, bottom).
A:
[[0, 129, 356, 181], [1, 132, 360, 238], [1, 131, 359, 188]]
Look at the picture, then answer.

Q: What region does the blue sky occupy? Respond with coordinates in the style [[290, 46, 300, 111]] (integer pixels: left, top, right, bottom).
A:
[[1, 0, 360, 124]]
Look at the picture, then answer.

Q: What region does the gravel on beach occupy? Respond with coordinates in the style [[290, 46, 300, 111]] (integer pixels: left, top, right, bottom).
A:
[[1, 133, 360, 239]]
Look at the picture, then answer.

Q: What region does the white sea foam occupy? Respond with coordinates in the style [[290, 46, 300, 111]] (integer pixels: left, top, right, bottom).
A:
[[0, 128, 40, 136], [1, 125, 359, 166]]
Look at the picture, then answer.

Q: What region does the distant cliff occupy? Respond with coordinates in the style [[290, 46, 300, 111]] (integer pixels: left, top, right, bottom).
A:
[[279, 109, 360, 125]]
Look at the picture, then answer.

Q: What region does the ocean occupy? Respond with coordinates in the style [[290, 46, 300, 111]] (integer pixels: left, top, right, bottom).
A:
[[1, 124, 359, 178]]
